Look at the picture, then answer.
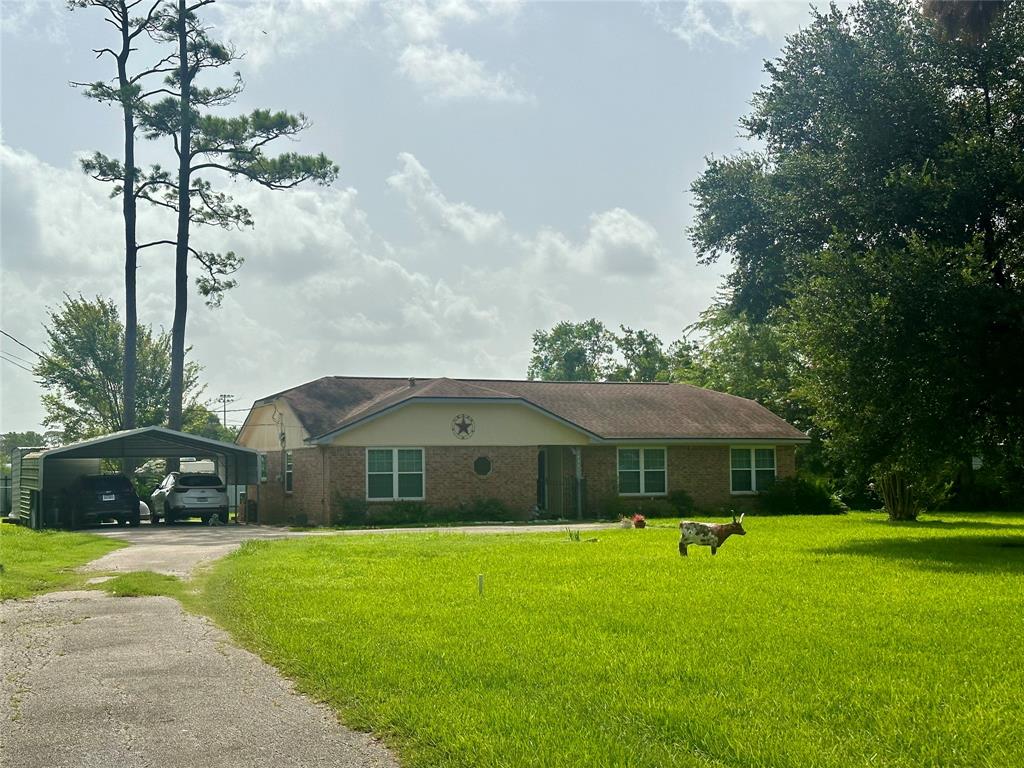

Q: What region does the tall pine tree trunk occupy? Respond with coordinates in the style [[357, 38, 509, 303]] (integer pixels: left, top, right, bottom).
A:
[[116, 1, 138, 431], [168, 0, 191, 435]]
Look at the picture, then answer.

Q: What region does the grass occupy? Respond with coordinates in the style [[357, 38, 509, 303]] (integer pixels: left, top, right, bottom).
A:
[[203, 511, 1024, 768], [93, 570, 188, 599], [0, 523, 126, 600]]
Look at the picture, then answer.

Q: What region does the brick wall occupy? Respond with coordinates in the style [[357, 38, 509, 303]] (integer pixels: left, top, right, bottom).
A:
[[318, 446, 538, 521], [581, 444, 798, 516], [252, 442, 801, 525], [250, 447, 325, 525], [424, 446, 537, 514]]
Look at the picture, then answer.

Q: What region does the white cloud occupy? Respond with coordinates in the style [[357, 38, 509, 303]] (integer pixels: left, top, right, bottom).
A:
[[213, 0, 370, 69], [212, 0, 529, 103], [1, 143, 717, 433], [387, 152, 506, 242], [0, 0, 67, 45], [387, 151, 665, 280], [652, 0, 824, 46], [397, 42, 530, 103]]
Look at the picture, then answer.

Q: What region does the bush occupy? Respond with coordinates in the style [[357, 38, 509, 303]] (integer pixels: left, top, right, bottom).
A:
[[331, 495, 368, 526], [598, 496, 631, 520], [758, 477, 847, 516], [365, 505, 406, 526], [455, 498, 517, 522], [667, 489, 696, 516], [635, 499, 677, 518]]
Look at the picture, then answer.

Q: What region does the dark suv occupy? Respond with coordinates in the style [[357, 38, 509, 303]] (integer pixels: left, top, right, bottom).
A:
[[65, 474, 141, 528]]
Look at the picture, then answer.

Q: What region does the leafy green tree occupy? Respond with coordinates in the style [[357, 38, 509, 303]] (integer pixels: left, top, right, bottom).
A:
[[527, 319, 615, 381], [689, 306, 809, 431], [140, 0, 338, 432], [183, 404, 237, 442], [791, 238, 992, 518], [689, 0, 1024, 518], [33, 295, 202, 443], [608, 327, 670, 382]]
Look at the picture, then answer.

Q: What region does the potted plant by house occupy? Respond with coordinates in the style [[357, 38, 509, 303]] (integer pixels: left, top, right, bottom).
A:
[[632, 513, 647, 529], [619, 515, 633, 528]]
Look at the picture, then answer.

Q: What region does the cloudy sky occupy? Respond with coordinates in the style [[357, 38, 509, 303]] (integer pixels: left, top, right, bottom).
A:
[[1, 0, 819, 434]]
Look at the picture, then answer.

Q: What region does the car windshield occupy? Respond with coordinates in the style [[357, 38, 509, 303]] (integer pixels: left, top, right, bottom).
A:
[[177, 474, 223, 488], [85, 475, 133, 492]]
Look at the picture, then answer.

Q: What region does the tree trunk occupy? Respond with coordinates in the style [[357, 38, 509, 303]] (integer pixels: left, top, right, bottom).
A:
[[877, 471, 917, 521], [168, 0, 191, 438], [117, 2, 138, 432]]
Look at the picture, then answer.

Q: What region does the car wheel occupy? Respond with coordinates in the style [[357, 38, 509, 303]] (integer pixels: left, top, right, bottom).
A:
[[130, 515, 141, 527], [164, 503, 173, 524], [117, 517, 127, 527]]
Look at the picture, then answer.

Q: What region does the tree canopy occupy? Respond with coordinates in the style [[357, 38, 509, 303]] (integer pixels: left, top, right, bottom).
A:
[[33, 295, 203, 443], [689, 0, 1024, 517]]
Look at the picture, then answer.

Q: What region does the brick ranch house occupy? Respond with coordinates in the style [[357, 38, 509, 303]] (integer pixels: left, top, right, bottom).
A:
[[236, 376, 809, 525]]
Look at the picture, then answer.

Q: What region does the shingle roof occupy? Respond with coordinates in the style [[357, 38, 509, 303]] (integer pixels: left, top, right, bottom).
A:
[[256, 376, 807, 443]]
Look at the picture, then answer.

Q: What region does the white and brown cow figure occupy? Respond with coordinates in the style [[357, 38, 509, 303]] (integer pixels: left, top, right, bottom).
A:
[[679, 514, 746, 556]]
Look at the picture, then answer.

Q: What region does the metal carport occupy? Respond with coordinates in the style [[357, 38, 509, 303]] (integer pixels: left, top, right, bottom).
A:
[[12, 427, 260, 529]]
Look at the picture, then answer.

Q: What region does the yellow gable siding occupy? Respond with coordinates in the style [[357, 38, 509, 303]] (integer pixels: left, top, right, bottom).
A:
[[236, 401, 309, 451], [329, 402, 591, 447]]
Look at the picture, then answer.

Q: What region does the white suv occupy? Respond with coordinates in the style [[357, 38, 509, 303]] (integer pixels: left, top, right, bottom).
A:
[[151, 472, 229, 525]]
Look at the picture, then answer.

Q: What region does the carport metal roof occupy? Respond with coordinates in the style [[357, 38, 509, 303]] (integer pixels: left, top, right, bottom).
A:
[[26, 426, 260, 485]]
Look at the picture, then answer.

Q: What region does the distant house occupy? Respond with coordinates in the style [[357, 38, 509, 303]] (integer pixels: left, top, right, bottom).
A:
[[236, 376, 808, 524]]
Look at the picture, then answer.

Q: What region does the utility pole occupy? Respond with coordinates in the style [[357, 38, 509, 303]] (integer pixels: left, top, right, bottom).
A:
[[215, 393, 234, 428]]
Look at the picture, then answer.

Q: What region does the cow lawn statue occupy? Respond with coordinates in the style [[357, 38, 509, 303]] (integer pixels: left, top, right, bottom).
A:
[[679, 514, 746, 556]]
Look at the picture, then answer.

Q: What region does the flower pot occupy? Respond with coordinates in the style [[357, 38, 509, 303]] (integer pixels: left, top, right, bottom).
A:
[[633, 519, 646, 529]]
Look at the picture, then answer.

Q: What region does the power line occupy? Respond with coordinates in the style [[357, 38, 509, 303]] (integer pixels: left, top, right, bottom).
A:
[[0, 349, 36, 367], [215, 393, 235, 427], [0, 329, 42, 358], [0, 354, 34, 373]]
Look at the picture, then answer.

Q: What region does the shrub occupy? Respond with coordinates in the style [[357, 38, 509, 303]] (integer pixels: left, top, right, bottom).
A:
[[392, 501, 429, 524], [636, 498, 677, 518], [758, 477, 847, 516], [461, 498, 516, 522], [331, 495, 368, 526], [598, 496, 631, 520], [365, 505, 406, 526], [667, 489, 696, 516]]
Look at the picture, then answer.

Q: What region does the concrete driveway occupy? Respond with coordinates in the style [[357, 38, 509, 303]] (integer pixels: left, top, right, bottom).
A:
[[82, 522, 309, 577], [3, 521, 610, 767], [0, 590, 397, 768]]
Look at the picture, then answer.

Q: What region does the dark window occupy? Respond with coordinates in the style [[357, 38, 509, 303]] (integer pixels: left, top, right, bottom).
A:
[[84, 475, 133, 492], [474, 456, 492, 476], [177, 474, 224, 488]]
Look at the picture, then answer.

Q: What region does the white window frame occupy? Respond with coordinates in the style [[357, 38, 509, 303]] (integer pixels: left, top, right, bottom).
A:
[[284, 450, 294, 493], [616, 446, 668, 497], [365, 447, 426, 502], [730, 446, 776, 495]]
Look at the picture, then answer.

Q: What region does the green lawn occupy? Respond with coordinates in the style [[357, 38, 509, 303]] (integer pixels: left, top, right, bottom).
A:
[[0, 523, 126, 600], [205, 512, 1023, 768]]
